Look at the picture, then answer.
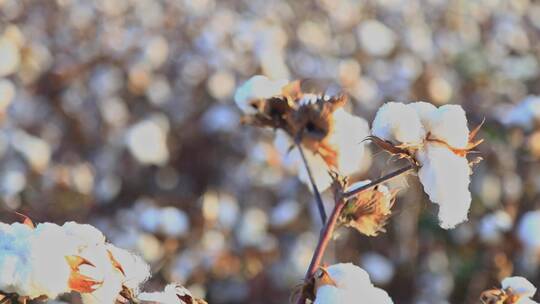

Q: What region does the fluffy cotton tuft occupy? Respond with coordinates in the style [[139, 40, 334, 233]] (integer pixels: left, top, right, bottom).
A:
[[330, 108, 370, 176], [416, 144, 471, 229], [478, 210, 513, 244], [372, 101, 474, 229], [517, 210, 540, 251], [234, 75, 288, 115], [275, 108, 369, 192], [138, 283, 196, 304], [424, 105, 470, 149], [371, 102, 425, 145], [314, 263, 393, 304], [0, 221, 150, 303], [499, 95, 540, 130], [502, 277, 537, 298]]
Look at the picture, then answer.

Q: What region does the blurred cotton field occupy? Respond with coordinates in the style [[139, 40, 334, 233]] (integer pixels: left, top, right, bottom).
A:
[[0, 0, 540, 303]]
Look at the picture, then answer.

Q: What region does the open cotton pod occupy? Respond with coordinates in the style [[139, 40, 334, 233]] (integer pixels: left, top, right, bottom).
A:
[[370, 101, 483, 229], [480, 276, 538, 304], [234, 76, 372, 192], [339, 180, 396, 237], [308, 263, 393, 304]]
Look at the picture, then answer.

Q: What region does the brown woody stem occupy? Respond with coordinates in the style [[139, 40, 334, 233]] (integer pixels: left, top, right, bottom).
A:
[[296, 143, 327, 224], [296, 164, 415, 304]]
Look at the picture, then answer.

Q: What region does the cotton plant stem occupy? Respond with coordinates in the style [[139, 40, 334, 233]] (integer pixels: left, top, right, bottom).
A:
[[296, 143, 327, 224], [342, 164, 415, 198], [296, 164, 415, 304]]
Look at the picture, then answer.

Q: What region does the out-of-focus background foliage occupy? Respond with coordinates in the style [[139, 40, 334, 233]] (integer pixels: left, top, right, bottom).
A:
[[0, 0, 539, 303]]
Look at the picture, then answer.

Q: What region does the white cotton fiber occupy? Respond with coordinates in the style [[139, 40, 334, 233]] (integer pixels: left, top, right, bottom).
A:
[[423, 104, 469, 149], [408, 101, 437, 126], [106, 244, 150, 292], [234, 75, 288, 115], [330, 108, 369, 176], [517, 210, 540, 250], [416, 144, 471, 229], [372, 102, 425, 145], [314, 263, 393, 304], [502, 276, 537, 298]]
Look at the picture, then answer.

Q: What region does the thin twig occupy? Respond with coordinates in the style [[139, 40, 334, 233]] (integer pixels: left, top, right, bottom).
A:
[[342, 164, 415, 198], [296, 143, 327, 224], [296, 164, 415, 304]]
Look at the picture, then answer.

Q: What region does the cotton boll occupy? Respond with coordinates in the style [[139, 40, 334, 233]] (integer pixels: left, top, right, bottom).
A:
[[105, 245, 150, 292], [478, 210, 513, 244], [234, 75, 288, 115], [500, 96, 540, 130], [361, 253, 395, 285], [408, 101, 437, 127], [330, 108, 369, 176], [27, 223, 75, 299], [158, 207, 189, 237], [372, 102, 425, 145], [315, 263, 393, 304], [517, 210, 540, 251], [314, 285, 345, 304], [502, 277, 537, 298], [416, 144, 471, 229], [424, 105, 469, 149], [516, 298, 539, 304], [62, 222, 106, 249], [79, 245, 124, 304], [0, 223, 34, 296], [126, 118, 169, 166]]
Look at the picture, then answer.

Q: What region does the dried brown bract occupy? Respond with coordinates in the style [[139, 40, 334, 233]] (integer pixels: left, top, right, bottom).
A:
[[480, 288, 521, 304], [338, 180, 397, 237], [239, 78, 351, 170]]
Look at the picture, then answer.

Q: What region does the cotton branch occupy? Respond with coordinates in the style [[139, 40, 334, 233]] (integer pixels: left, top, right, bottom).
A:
[[296, 142, 327, 224], [296, 164, 414, 304]]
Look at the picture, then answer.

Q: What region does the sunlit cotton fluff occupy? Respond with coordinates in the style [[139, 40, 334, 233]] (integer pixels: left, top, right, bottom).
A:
[[274, 108, 369, 192], [502, 276, 538, 303], [314, 263, 393, 304], [0, 223, 78, 299], [138, 283, 198, 304], [234, 75, 288, 115], [517, 210, 540, 251], [478, 210, 513, 244], [372, 102, 425, 145], [371, 101, 474, 229], [416, 144, 471, 229], [0, 221, 151, 303], [498, 95, 540, 130]]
